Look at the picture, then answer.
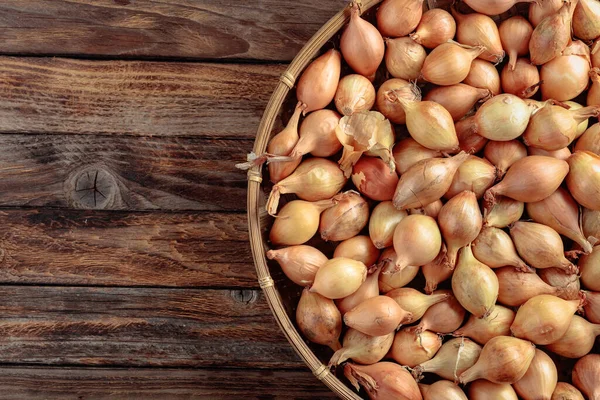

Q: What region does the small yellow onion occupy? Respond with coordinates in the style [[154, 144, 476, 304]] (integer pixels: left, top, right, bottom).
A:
[[266, 157, 346, 216], [336, 265, 381, 315], [499, 17, 534, 70], [320, 192, 369, 242], [329, 328, 394, 367], [567, 151, 600, 210], [386, 288, 449, 323], [510, 221, 577, 273], [296, 50, 341, 113], [438, 191, 483, 268], [424, 84, 491, 121], [456, 116, 489, 154], [419, 380, 468, 400], [452, 7, 504, 63], [501, 58, 541, 99], [445, 155, 496, 199], [552, 383, 585, 400], [495, 267, 562, 307], [391, 214, 442, 271], [393, 138, 442, 175], [376, 78, 420, 124], [453, 304, 515, 345], [469, 380, 519, 400], [573, 0, 600, 40], [529, 1, 577, 65], [565, 101, 591, 139], [513, 349, 558, 400], [584, 290, 600, 323], [452, 245, 499, 318], [413, 290, 466, 334], [590, 68, 600, 106], [296, 288, 342, 351], [377, 248, 420, 292], [473, 94, 531, 141], [269, 199, 334, 246], [473, 227, 530, 271], [393, 153, 469, 210], [344, 295, 412, 336], [385, 37, 426, 81], [266, 245, 327, 286], [594, 38, 600, 67], [572, 354, 600, 399], [464, 59, 502, 95], [412, 337, 482, 382], [390, 328, 443, 368], [377, 0, 424, 38], [528, 146, 573, 160], [541, 41, 591, 102], [464, 0, 537, 16], [583, 207, 600, 239], [344, 362, 422, 400], [289, 109, 342, 158], [484, 140, 527, 179], [538, 268, 581, 301], [483, 196, 524, 228], [333, 235, 380, 267], [423, 258, 454, 294], [369, 201, 407, 249], [580, 246, 600, 291], [422, 42, 484, 86], [410, 200, 444, 219], [310, 257, 367, 299], [410, 9, 456, 49], [334, 74, 376, 116], [546, 315, 600, 358], [511, 294, 582, 345], [459, 336, 536, 384], [529, 0, 563, 27], [352, 157, 398, 201], [575, 123, 600, 154], [340, 3, 384, 80]]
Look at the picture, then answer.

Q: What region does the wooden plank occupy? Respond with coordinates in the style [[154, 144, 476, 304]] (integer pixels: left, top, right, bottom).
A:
[[0, 209, 257, 287], [0, 286, 307, 368], [0, 366, 338, 399], [0, 135, 251, 211], [0, 57, 285, 137], [0, 0, 345, 61]]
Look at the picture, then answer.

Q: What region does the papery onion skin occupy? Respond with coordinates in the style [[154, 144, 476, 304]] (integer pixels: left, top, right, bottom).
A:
[[414, 290, 466, 334], [499, 17, 533, 70], [329, 328, 394, 367], [410, 200, 444, 219], [296, 49, 341, 113], [267, 245, 327, 286], [378, 248, 420, 292], [445, 155, 496, 199], [341, 4, 384, 79], [377, 0, 424, 38], [473, 227, 530, 271], [422, 42, 484, 86], [352, 157, 398, 201], [270, 199, 333, 246], [385, 37, 426, 81], [296, 288, 342, 351], [310, 257, 367, 300], [344, 362, 422, 400], [423, 259, 454, 294], [529, 0, 576, 65], [573, 0, 600, 40], [572, 354, 600, 400], [333, 235, 380, 267], [579, 246, 600, 291], [464, 59, 502, 95], [420, 380, 468, 400], [483, 196, 524, 228], [464, 0, 537, 16], [501, 59, 540, 99], [320, 192, 369, 242], [334, 74, 376, 116], [546, 315, 600, 358], [584, 290, 600, 323], [424, 84, 491, 121], [474, 94, 531, 141], [469, 380, 519, 400], [452, 7, 504, 63], [291, 109, 342, 158], [344, 295, 411, 336], [484, 140, 527, 178], [538, 267, 581, 301], [453, 304, 515, 345], [496, 267, 560, 307], [529, 0, 563, 27], [336, 265, 381, 315], [566, 151, 600, 211], [410, 9, 456, 49], [456, 116, 489, 154], [392, 214, 442, 271], [513, 349, 558, 400], [551, 382, 585, 400], [390, 328, 443, 367], [575, 123, 600, 155], [376, 79, 419, 124], [564, 100, 590, 138], [589, 68, 600, 106], [528, 146, 572, 160], [583, 207, 600, 239], [386, 287, 449, 323], [369, 201, 407, 249], [541, 41, 591, 102], [393, 138, 442, 175], [413, 337, 482, 382]]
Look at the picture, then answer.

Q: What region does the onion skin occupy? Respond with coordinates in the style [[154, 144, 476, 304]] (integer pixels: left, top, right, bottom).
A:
[[422, 42, 484, 86], [456, 116, 489, 154], [464, 59, 501, 96], [529, 146, 573, 160], [513, 349, 558, 400], [584, 290, 600, 324], [378, 248, 420, 292], [501, 59, 540, 99], [566, 151, 600, 211], [484, 140, 527, 178], [474, 94, 531, 141], [392, 215, 442, 271], [410, 200, 443, 219], [344, 362, 422, 400], [496, 267, 561, 306], [469, 380, 519, 400], [499, 17, 533, 70], [472, 227, 530, 271], [390, 328, 443, 368], [541, 41, 591, 102], [369, 202, 407, 249], [269, 199, 334, 246], [320, 192, 369, 242], [529, 0, 576, 65], [452, 7, 504, 63], [579, 246, 600, 291], [575, 123, 600, 155], [393, 138, 442, 175], [459, 336, 536, 384], [341, 4, 384, 79], [310, 257, 367, 300], [483, 196, 524, 228], [572, 354, 600, 400], [452, 304, 515, 345], [511, 294, 582, 345], [420, 380, 468, 400], [386, 288, 449, 323], [538, 268, 581, 301], [377, 0, 424, 38], [589, 68, 600, 106], [291, 109, 342, 158], [414, 290, 466, 334], [424, 84, 491, 121], [377, 79, 419, 124], [423, 259, 454, 294], [352, 157, 398, 201], [546, 315, 600, 358], [296, 288, 342, 351], [334, 74, 376, 116], [329, 328, 394, 367], [464, 0, 537, 16], [344, 295, 411, 336], [296, 49, 341, 113], [336, 264, 381, 315], [445, 156, 496, 200], [565, 100, 591, 139], [573, 0, 600, 40], [551, 382, 585, 400], [266, 245, 327, 286], [413, 337, 482, 382], [583, 207, 600, 239], [410, 9, 456, 49], [385, 37, 426, 81], [333, 235, 380, 267], [265, 102, 305, 183], [529, 0, 563, 27]]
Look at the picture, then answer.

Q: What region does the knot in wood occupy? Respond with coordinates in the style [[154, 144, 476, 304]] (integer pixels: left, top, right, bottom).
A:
[[231, 289, 259, 304], [66, 165, 119, 209]]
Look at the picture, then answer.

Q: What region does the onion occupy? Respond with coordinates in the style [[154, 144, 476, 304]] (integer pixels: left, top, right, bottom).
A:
[[575, 123, 600, 154], [452, 245, 499, 318], [310, 257, 367, 299], [529, 0, 563, 27], [376, 79, 420, 124], [423, 259, 454, 294], [499, 17, 534, 70], [393, 152, 469, 210], [484, 140, 527, 179], [496, 267, 561, 307], [469, 380, 519, 400], [289, 109, 342, 158], [391, 215, 442, 271], [351, 157, 398, 202], [464, 59, 501, 96], [344, 295, 411, 336], [410, 9, 456, 49], [439, 191, 483, 268], [422, 42, 484, 86], [527, 188, 593, 254], [296, 50, 341, 113], [459, 336, 536, 384], [541, 41, 591, 102], [393, 138, 442, 175], [344, 362, 422, 400], [511, 294, 582, 345], [269, 199, 334, 246], [334, 74, 376, 116], [510, 221, 577, 273], [592, 68, 600, 106], [413, 337, 482, 382], [452, 7, 504, 63], [552, 383, 585, 400], [340, 3, 384, 80], [378, 248, 420, 292], [538, 268, 581, 301], [296, 288, 342, 351], [501, 59, 541, 99], [424, 84, 491, 121], [410, 200, 444, 219], [566, 151, 600, 210], [387, 288, 449, 323], [456, 116, 489, 154], [584, 290, 600, 324], [266, 158, 346, 215], [329, 328, 394, 367], [513, 349, 558, 400], [444, 155, 496, 200], [529, 1, 577, 65], [336, 265, 381, 315], [453, 305, 515, 345], [546, 315, 600, 358], [483, 196, 524, 228], [484, 156, 569, 205], [385, 37, 426, 81], [377, 0, 424, 38], [463, 0, 537, 16], [319, 192, 368, 242], [473, 94, 531, 141], [266, 245, 327, 286], [580, 246, 600, 291], [583, 207, 600, 239], [369, 202, 407, 250], [565, 101, 590, 138], [573, 0, 600, 40], [413, 290, 466, 334], [528, 146, 573, 160], [572, 354, 600, 399], [390, 328, 443, 367], [333, 236, 380, 267], [473, 227, 530, 271], [419, 380, 468, 400]]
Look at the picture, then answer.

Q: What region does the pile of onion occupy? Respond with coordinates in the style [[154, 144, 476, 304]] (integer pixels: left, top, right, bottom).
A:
[[238, 0, 600, 397]]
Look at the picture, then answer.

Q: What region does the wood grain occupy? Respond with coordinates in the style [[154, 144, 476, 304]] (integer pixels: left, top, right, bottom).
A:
[[0, 366, 337, 399], [0, 57, 285, 137], [0, 0, 345, 61]]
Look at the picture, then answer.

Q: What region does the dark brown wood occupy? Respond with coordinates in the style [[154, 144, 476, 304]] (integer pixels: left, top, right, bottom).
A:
[[0, 57, 285, 137], [0, 0, 345, 61], [0, 135, 251, 211], [0, 209, 256, 287]]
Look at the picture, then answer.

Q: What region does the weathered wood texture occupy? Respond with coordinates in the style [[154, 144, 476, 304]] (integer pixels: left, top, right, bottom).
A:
[[0, 286, 307, 368], [0, 0, 345, 61], [0, 57, 285, 137], [0, 367, 337, 400], [0, 135, 251, 211], [0, 209, 256, 287]]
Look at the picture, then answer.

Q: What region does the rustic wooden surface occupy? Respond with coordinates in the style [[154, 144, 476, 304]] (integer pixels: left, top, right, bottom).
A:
[[0, 1, 341, 398]]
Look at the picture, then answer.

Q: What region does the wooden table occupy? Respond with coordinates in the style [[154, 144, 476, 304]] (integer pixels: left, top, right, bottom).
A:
[[0, 1, 344, 398]]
